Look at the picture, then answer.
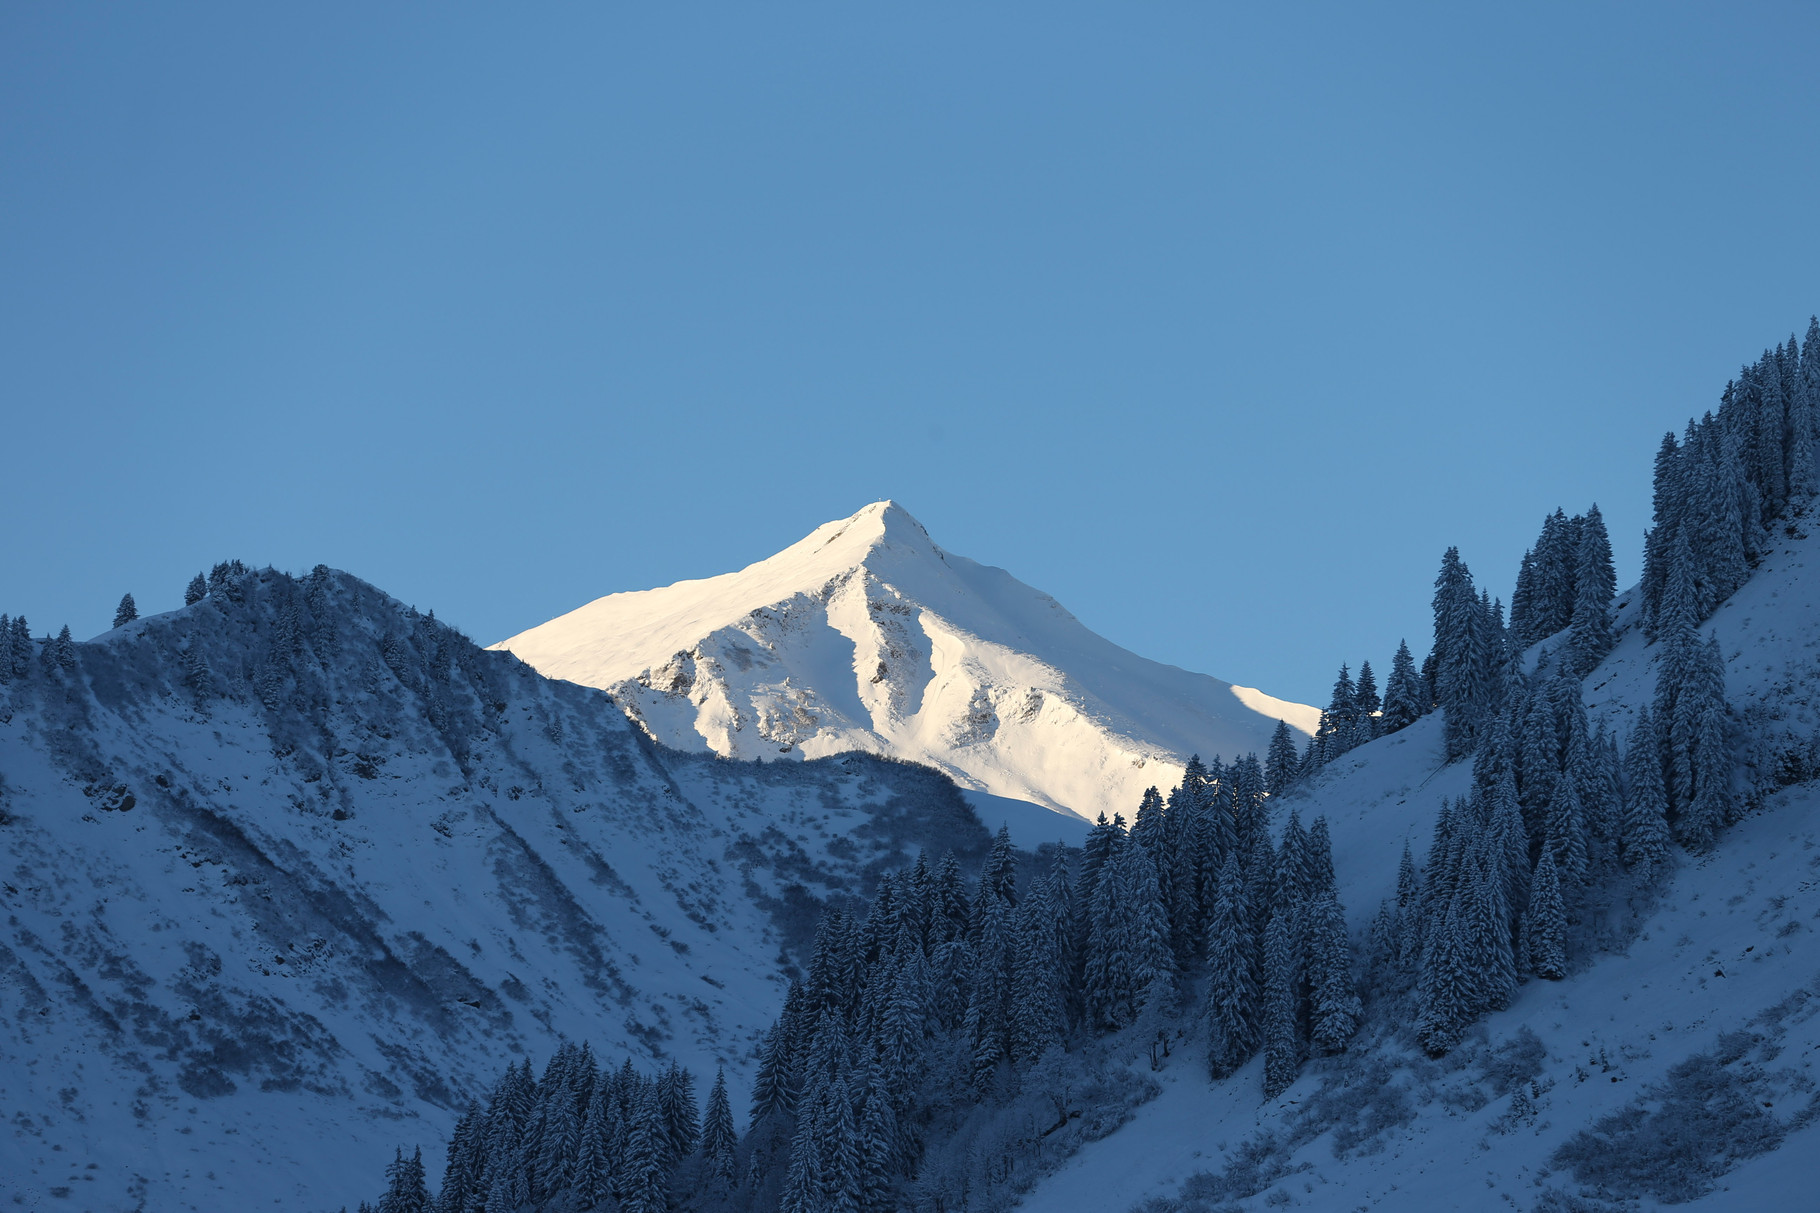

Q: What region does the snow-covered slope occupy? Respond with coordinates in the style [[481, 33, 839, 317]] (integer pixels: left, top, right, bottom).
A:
[[495, 502, 1317, 822], [1018, 504, 1820, 1213], [0, 568, 1003, 1212]]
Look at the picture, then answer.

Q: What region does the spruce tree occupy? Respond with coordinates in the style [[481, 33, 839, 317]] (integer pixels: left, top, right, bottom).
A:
[[1354, 659, 1381, 721], [1260, 911, 1300, 1098], [1465, 854, 1516, 1015], [1394, 843, 1423, 979], [618, 1086, 670, 1213], [1489, 770, 1530, 920], [964, 890, 1014, 1088], [1083, 832, 1129, 1032], [1307, 886, 1360, 1053], [658, 1062, 699, 1165], [1621, 708, 1671, 881], [185, 572, 207, 606], [749, 1022, 794, 1126], [113, 593, 138, 628], [1010, 877, 1066, 1062], [1568, 504, 1616, 675], [1205, 855, 1257, 1078], [856, 1061, 897, 1213], [701, 1068, 739, 1192], [1123, 839, 1175, 1018], [573, 1078, 613, 1208], [1683, 697, 1732, 850], [1265, 720, 1301, 795], [377, 1146, 431, 1213], [1524, 848, 1567, 979], [1380, 639, 1424, 733], [1545, 772, 1589, 890], [1415, 894, 1471, 1055]]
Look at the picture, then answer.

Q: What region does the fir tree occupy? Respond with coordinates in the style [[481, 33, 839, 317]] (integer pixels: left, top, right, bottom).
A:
[[184, 572, 207, 606], [113, 593, 138, 628]]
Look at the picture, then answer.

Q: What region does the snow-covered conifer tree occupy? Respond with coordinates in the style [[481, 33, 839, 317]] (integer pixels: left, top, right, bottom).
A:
[[113, 593, 138, 628], [1307, 886, 1360, 1053], [1524, 847, 1567, 979], [377, 1147, 431, 1213], [856, 1061, 897, 1213], [1204, 855, 1257, 1078], [1354, 659, 1380, 721], [964, 890, 1014, 1088], [701, 1068, 739, 1192], [1621, 709, 1671, 881], [1567, 504, 1616, 675], [1010, 877, 1066, 1062], [1415, 896, 1471, 1055], [1265, 720, 1301, 795], [1083, 828, 1132, 1032], [1260, 911, 1300, 1097], [1683, 694, 1733, 851]]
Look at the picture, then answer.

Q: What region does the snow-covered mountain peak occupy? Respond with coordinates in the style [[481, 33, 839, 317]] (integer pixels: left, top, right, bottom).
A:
[[496, 504, 1315, 821]]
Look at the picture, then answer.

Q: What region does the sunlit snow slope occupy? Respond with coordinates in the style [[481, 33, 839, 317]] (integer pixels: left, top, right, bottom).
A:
[[496, 502, 1317, 822]]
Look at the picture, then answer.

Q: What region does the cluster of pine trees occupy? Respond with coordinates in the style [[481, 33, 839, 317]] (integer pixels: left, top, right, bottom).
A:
[[723, 759, 1360, 1212], [1641, 324, 1820, 638], [0, 615, 77, 679], [1508, 504, 1617, 674], [349, 1046, 732, 1213], [1268, 639, 1433, 794], [1367, 649, 1691, 1055]]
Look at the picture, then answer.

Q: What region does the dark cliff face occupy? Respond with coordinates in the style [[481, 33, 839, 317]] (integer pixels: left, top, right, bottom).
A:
[[0, 564, 991, 1210]]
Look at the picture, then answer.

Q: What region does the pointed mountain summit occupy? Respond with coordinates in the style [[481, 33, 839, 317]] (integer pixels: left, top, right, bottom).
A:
[[496, 501, 1316, 819]]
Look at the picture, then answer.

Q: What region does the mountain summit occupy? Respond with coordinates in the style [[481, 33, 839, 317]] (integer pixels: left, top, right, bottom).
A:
[[495, 502, 1316, 819]]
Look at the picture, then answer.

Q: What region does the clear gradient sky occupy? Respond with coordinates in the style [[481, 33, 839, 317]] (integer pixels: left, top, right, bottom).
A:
[[3, 4, 1817, 707]]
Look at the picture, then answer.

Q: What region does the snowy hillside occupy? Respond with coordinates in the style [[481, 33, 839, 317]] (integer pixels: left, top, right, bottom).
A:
[[0, 566, 1007, 1212], [495, 502, 1317, 822], [1014, 497, 1820, 1213]]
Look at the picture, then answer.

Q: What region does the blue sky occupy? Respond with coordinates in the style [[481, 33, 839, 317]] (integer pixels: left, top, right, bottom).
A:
[[3, 4, 1817, 707]]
